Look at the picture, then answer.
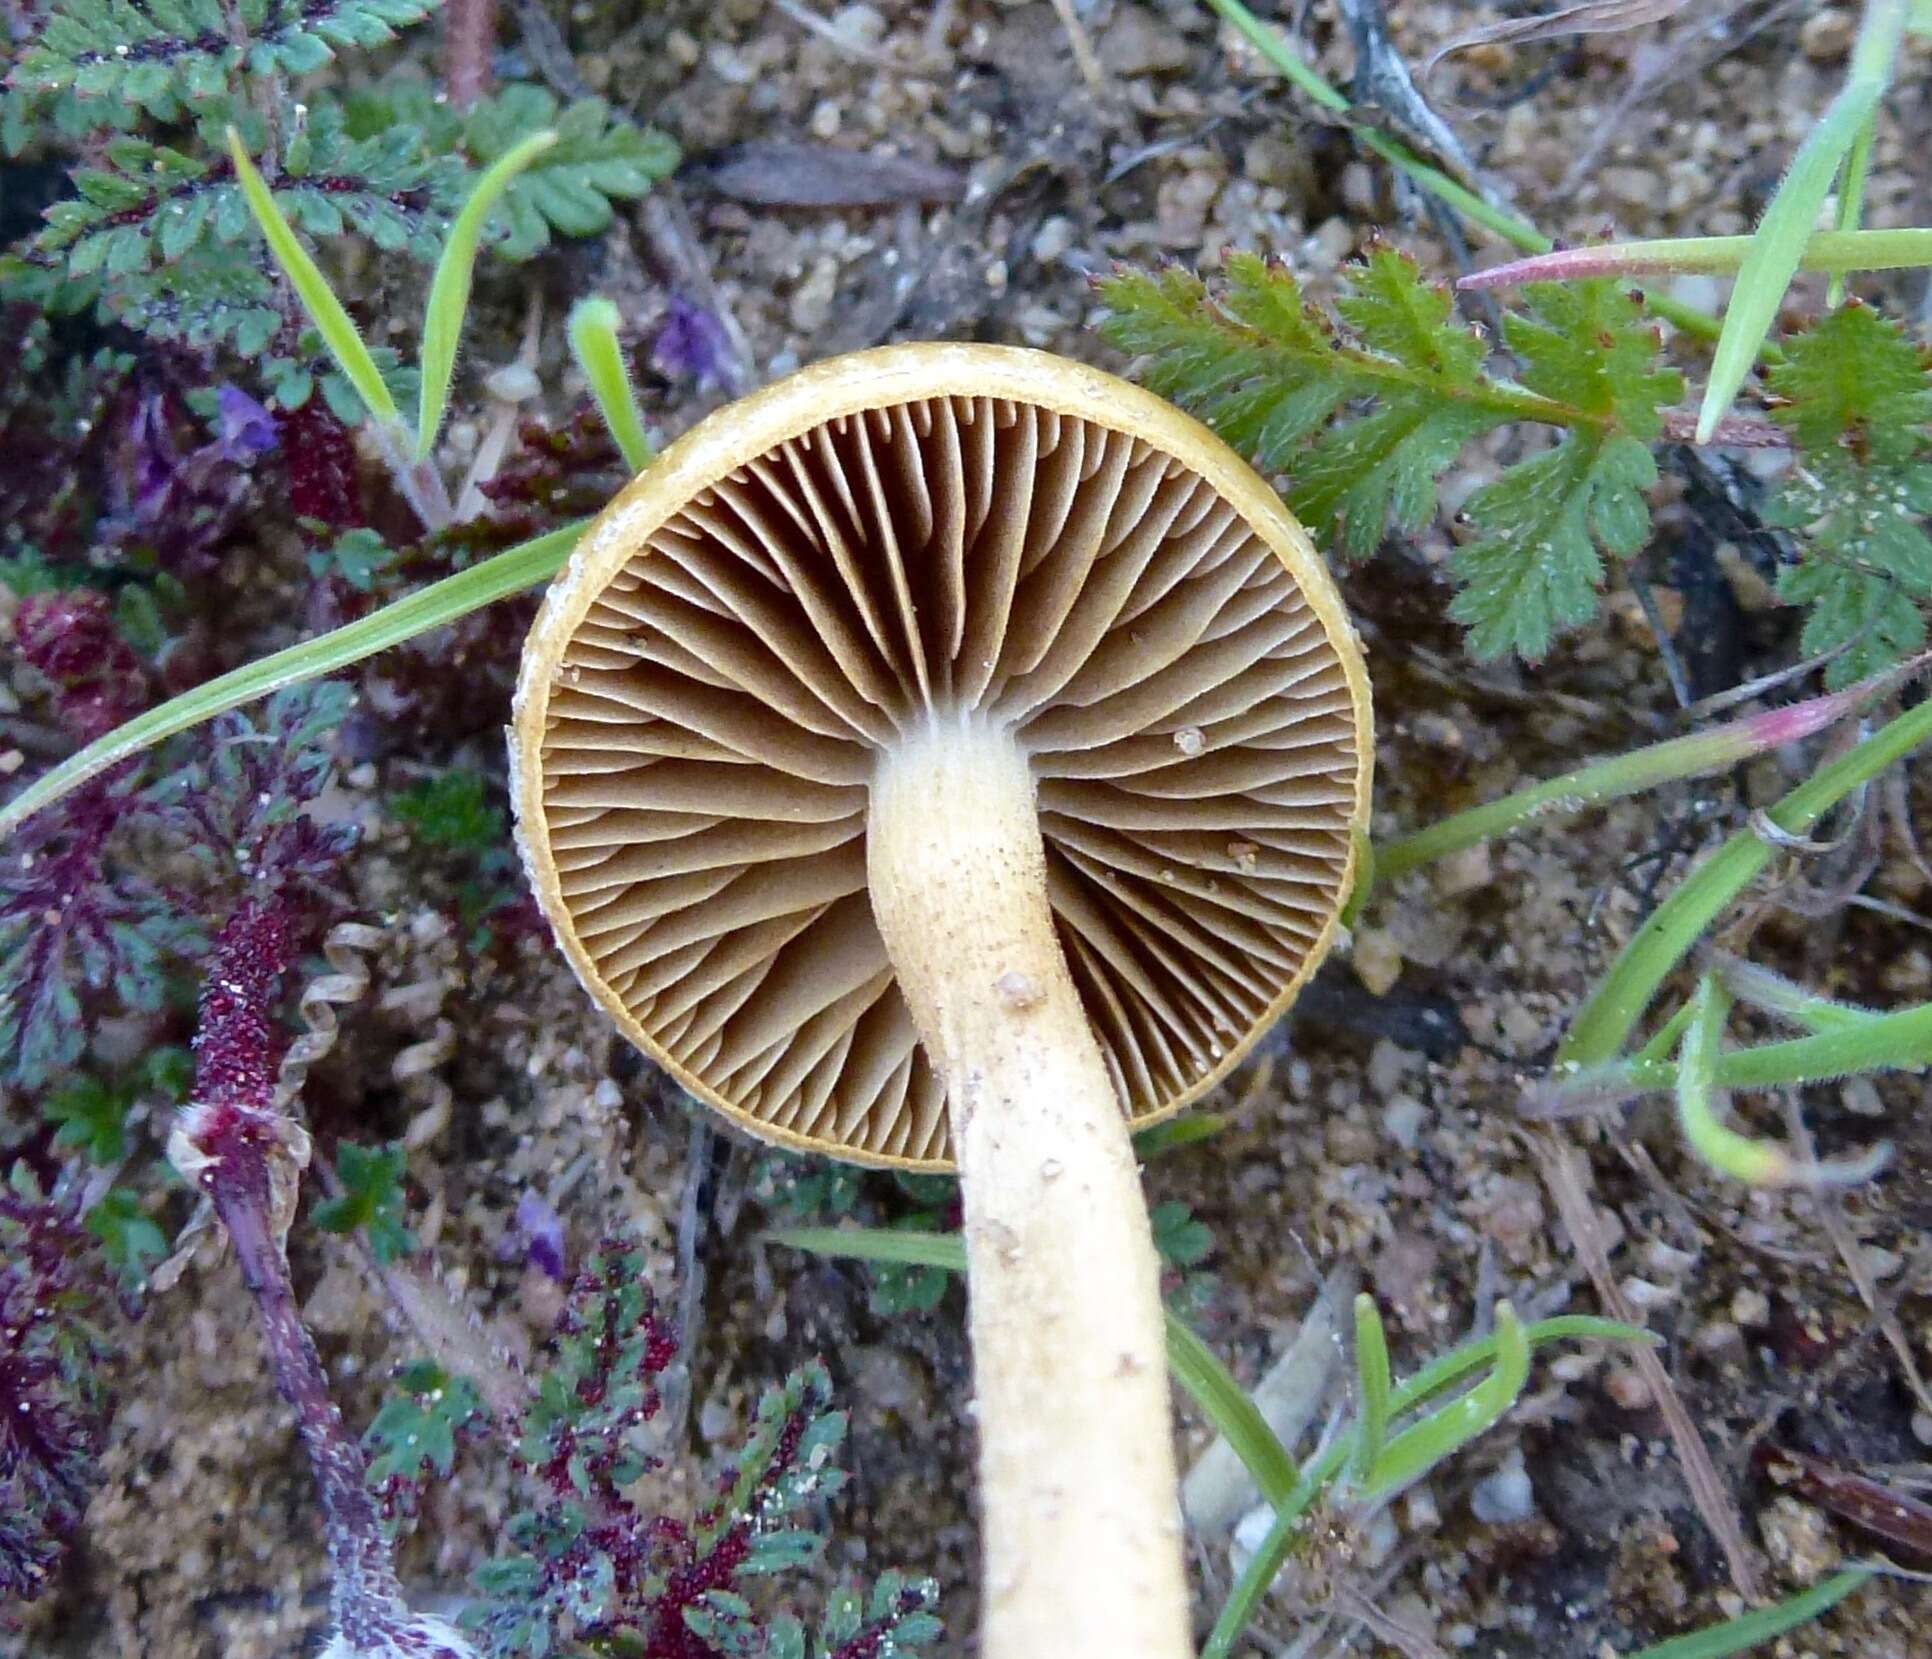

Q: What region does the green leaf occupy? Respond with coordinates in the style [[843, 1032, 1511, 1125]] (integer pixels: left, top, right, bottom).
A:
[[1149, 1200, 1213, 1269], [17, 0, 444, 119], [225, 126, 400, 429], [365, 1361, 483, 1487], [0, 521, 584, 839], [1100, 256, 1677, 658], [1450, 432, 1658, 661], [1765, 304, 1932, 686], [312, 1140, 415, 1263], [462, 86, 679, 261], [1451, 279, 1684, 657], [44, 1076, 134, 1162], [391, 769, 503, 851], [1099, 251, 1529, 558], [1768, 299, 1932, 457], [416, 129, 559, 459], [1503, 280, 1680, 436], [308, 527, 399, 594], [85, 1188, 167, 1292]]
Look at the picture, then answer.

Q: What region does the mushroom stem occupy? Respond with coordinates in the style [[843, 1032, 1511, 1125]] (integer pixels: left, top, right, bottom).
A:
[[868, 714, 1189, 1659]]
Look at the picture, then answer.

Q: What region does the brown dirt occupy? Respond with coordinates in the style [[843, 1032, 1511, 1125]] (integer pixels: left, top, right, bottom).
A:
[[14, 1, 1932, 1655]]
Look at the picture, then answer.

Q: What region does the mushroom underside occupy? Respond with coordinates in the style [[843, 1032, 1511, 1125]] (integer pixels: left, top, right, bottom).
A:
[[537, 392, 1361, 1163]]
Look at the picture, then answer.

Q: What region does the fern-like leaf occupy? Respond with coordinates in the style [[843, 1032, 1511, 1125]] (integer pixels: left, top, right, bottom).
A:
[[1764, 303, 1932, 686], [1101, 249, 1524, 556], [343, 77, 679, 260], [465, 85, 678, 259], [1450, 433, 1658, 660], [35, 110, 451, 281], [14, 0, 443, 119], [1100, 256, 1682, 661], [1450, 282, 1679, 660]]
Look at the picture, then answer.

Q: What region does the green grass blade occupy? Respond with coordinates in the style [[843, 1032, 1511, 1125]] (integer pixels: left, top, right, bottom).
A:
[[1695, 82, 1881, 441], [1558, 693, 1932, 1068], [225, 127, 398, 429], [769, 1224, 1303, 1500], [1347, 1295, 1391, 1487], [1675, 976, 1789, 1185], [1199, 1438, 1352, 1659], [1828, 112, 1880, 307], [1376, 677, 1880, 886], [1358, 1302, 1529, 1502], [768, 1229, 1655, 1519], [1621, 1568, 1871, 1658], [1165, 1312, 1300, 1507], [768, 1226, 966, 1272], [1460, 227, 1932, 290], [1695, 0, 1907, 440], [1390, 1314, 1654, 1416], [1201, 1311, 1653, 1659], [568, 297, 656, 473], [415, 131, 559, 462], [0, 524, 584, 839]]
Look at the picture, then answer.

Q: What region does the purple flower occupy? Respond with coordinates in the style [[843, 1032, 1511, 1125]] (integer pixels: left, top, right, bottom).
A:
[[101, 384, 276, 576], [214, 385, 279, 461], [513, 1188, 566, 1282], [651, 293, 737, 393]]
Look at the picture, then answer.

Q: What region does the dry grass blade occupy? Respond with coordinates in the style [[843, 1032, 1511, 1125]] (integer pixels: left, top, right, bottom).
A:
[[1530, 1129, 1764, 1599], [1761, 1444, 1932, 1558], [1425, 0, 1693, 76]]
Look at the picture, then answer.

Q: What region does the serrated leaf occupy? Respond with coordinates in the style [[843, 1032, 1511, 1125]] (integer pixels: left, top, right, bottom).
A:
[[1764, 305, 1932, 686], [1450, 433, 1658, 661], [1099, 250, 1536, 562], [1504, 283, 1680, 432]]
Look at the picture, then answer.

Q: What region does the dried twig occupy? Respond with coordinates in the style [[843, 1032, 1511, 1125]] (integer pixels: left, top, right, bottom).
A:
[[444, 0, 497, 110], [1530, 1128, 1763, 1599], [1046, 0, 1107, 96]]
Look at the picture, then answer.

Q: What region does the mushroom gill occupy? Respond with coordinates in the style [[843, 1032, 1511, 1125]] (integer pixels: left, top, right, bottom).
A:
[[531, 385, 1364, 1167]]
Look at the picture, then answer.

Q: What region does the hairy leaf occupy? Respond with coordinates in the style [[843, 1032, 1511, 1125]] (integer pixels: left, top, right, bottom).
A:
[[15, 0, 445, 119], [1100, 256, 1679, 659], [1766, 304, 1932, 686]]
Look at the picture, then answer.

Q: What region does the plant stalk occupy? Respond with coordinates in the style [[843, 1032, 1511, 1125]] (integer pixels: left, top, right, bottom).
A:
[[1558, 694, 1932, 1068], [865, 715, 1188, 1659], [206, 1133, 413, 1646]]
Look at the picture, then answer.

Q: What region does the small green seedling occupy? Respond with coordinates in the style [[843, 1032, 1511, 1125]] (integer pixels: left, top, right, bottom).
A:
[[764, 1224, 1650, 1659]]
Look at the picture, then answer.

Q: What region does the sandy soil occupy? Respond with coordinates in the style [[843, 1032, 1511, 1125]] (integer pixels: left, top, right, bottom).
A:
[[11, 1, 1932, 1655]]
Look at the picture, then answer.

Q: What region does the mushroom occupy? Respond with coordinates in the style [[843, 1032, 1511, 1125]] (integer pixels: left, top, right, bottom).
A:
[[511, 343, 1372, 1658]]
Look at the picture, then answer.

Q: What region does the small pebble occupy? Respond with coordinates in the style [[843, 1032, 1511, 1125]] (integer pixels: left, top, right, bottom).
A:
[[1605, 1367, 1652, 1410], [1471, 1455, 1535, 1525], [1352, 928, 1402, 996], [1098, 6, 1191, 76], [1759, 1495, 1841, 1584]]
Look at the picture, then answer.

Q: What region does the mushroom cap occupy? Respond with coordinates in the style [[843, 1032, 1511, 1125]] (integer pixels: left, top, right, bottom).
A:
[[512, 343, 1372, 1170]]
